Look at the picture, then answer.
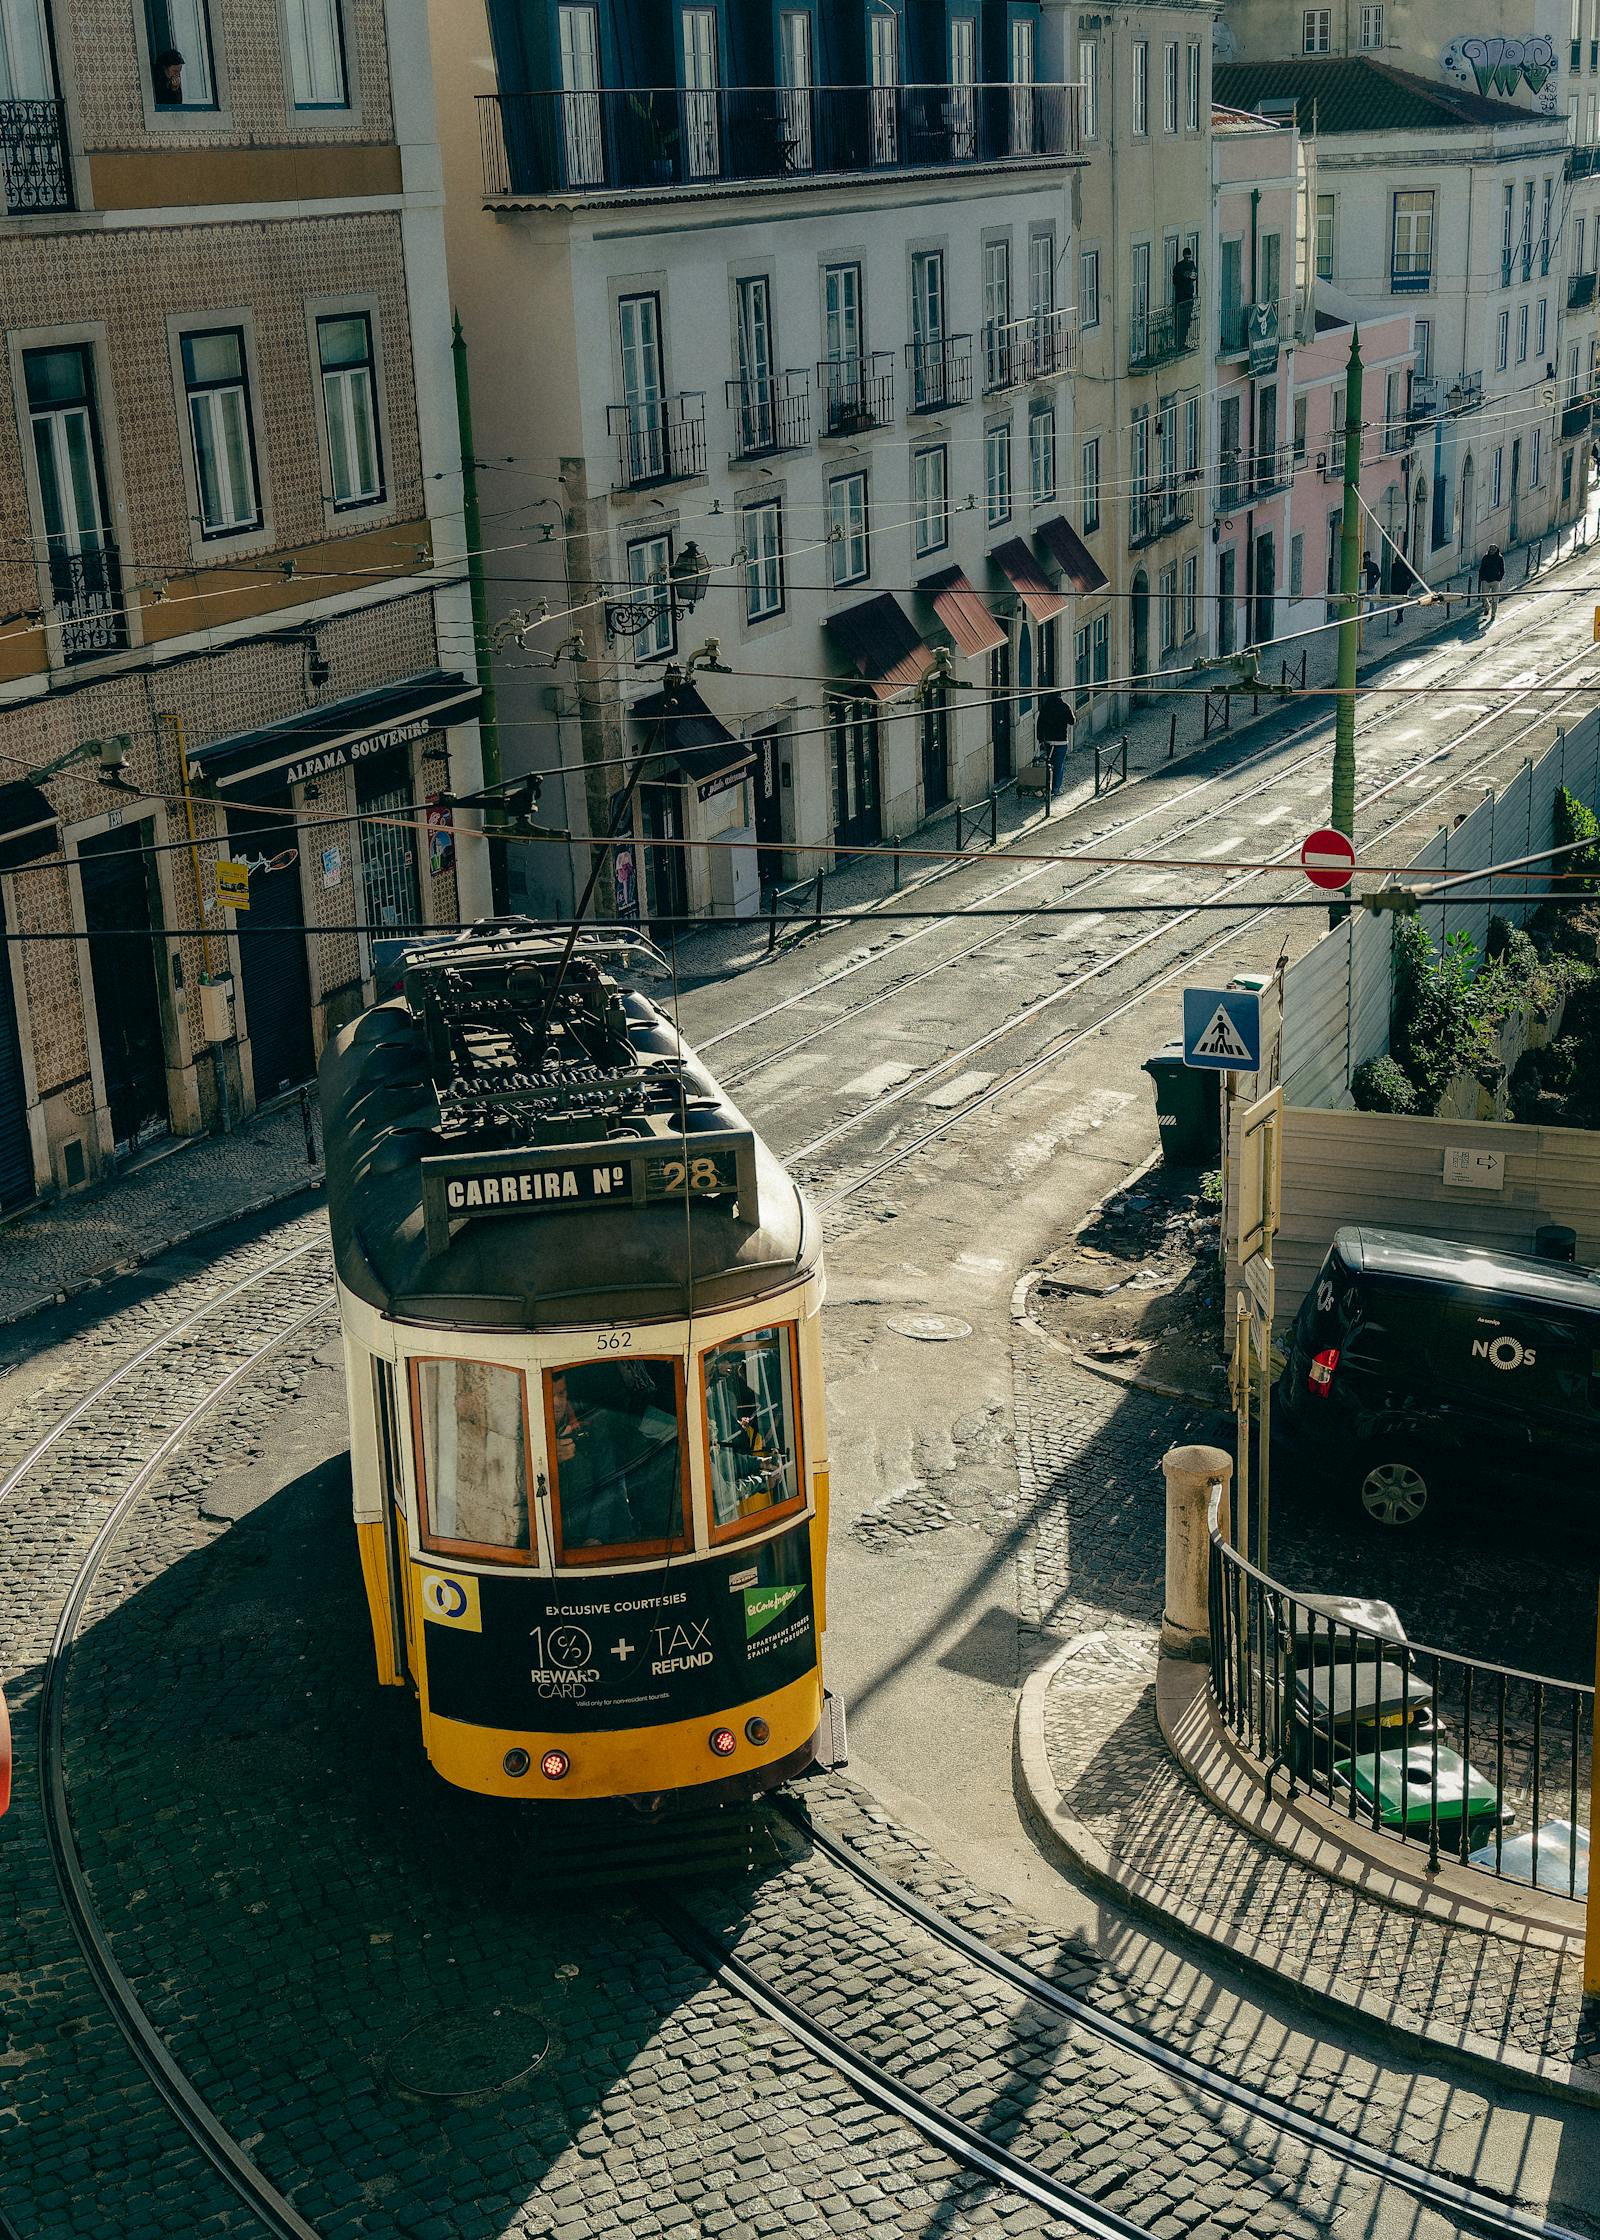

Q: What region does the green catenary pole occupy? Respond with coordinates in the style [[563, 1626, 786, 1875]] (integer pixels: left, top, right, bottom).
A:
[[453, 313, 504, 907], [1329, 326, 1363, 917]]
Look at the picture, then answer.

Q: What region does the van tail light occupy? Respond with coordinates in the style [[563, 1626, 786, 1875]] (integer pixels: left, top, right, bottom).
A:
[[1307, 1346, 1341, 1397]]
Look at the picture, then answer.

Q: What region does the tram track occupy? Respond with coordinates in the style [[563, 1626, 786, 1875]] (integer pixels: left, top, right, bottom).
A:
[[2, 1235, 336, 2240], [773, 628, 1600, 1211]]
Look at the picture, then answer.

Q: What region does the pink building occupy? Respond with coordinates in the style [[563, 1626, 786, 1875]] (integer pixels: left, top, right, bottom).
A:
[[1286, 307, 1415, 644]]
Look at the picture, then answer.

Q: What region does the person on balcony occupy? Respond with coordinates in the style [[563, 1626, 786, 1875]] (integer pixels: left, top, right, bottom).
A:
[[1171, 251, 1198, 349]]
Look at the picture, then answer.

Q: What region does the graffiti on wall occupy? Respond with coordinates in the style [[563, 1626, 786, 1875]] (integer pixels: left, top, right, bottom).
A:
[[1440, 34, 1559, 112]]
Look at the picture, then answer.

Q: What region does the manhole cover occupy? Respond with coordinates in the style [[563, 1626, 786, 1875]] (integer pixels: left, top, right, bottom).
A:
[[886, 1312, 973, 1343], [388, 2009, 550, 2101]]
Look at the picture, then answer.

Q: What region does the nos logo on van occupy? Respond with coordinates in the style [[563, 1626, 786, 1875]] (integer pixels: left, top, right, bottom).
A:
[[1471, 1335, 1536, 1371]]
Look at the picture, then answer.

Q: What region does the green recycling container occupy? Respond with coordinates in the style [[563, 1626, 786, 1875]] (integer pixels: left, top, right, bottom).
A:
[[1142, 1040, 1222, 1166]]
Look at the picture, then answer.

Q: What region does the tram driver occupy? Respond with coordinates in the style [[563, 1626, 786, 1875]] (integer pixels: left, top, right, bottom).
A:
[[549, 1364, 683, 1552]]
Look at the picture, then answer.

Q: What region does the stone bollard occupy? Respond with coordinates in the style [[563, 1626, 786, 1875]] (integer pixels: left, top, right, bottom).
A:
[[1160, 1444, 1233, 1662]]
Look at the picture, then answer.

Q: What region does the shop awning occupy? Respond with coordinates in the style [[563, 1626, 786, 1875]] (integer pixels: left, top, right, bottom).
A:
[[630, 681, 752, 800], [0, 782, 60, 873], [825, 592, 937, 700], [990, 537, 1068, 623], [920, 565, 1006, 659], [1034, 515, 1110, 595], [187, 671, 481, 791]]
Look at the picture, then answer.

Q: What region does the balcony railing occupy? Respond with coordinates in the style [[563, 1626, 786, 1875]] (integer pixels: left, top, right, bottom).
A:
[[0, 97, 72, 214], [479, 80, 1081, 199], [48, 543, 125, 664], [1129, 305, 1199, 374], [1247, 443, 1294, 498], [983, 315, 1034, 393], [1569, 146, 1599, 180], [608, 392, 707, 488], [1570, 271, 1597, 311], [1028, 304, 1078, 378], [1561, 396, 1594, 439], [1389, 259, 1432, 295], [1128, 482, 1194, 548], [818, 352, 894, 436], [725, 369, 811, 460], [905, 333, 973, 413]]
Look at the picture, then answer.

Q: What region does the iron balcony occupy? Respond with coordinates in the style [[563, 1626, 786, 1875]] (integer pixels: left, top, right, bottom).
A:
[[608, 392, 708, 489], [725, 370, 811, 460], [0, 97, 72, 214], [1128, 483, 1194, 548], [905, 333, 974, 414], [48, 543, 126, 664], [817, 352, 894, 437], [1129, 306, 1200, 375]]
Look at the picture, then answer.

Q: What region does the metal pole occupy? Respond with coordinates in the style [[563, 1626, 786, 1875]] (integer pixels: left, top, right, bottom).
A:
[[1330, 326, 1364, 919], [453, 314, 504, 909], [1586, 1585, 1600, 2000]]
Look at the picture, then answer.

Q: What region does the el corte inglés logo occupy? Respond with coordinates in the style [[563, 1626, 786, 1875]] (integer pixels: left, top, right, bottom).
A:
[[744, 1583, 804, 1641]]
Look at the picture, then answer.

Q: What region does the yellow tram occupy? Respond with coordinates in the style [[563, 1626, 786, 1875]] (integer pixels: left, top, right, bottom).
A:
[[320, 925, 840, 1803]]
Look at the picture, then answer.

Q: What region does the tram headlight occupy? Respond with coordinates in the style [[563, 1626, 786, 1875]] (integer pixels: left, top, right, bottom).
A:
[[503, 1747, 532, 1778], [744, 1718, 771, 1747], [709, 1727, 738, 1758], [539, 1749, 571, 1781]]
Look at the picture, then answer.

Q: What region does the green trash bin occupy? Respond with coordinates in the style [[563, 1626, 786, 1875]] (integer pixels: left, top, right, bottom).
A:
[[1142, 1041, 1221, 1166]]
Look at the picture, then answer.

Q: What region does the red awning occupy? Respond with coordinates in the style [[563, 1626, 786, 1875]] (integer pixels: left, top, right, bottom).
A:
[[920, 565, 1006, 659], [825, 592, 937, 700], [1034, 515, 1110, 594], [989, 537, 1068, 623]]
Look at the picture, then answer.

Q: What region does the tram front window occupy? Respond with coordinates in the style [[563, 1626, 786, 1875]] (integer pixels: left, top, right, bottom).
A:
[[705, 1327, 803, 1537], [545, 1360, 688, 1563], [413, 1358, 532, 1560]]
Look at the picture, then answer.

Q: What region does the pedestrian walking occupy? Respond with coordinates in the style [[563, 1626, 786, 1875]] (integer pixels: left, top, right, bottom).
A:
[[1476, 541, 1505, 623], [1037, 690, 1076, 799]]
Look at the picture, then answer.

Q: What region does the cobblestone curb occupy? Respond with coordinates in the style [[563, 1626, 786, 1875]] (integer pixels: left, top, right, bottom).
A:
[[1015, 1633, 1600, 2110]]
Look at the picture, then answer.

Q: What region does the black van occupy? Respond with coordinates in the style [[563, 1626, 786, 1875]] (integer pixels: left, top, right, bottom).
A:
[[1277, 1227, 1600, 1527]]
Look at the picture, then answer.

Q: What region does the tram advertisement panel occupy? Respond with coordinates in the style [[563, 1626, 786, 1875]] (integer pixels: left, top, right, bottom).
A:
[[420, 1528, 816, 1732]]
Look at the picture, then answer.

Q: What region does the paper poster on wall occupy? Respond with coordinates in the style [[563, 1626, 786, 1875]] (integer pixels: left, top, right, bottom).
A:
[[426, 795, 455, 879], [322, 845, 344, 890]]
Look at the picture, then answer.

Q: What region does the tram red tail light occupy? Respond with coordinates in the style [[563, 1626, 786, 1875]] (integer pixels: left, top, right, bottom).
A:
[[502, 1748, 532, 1778], [1307, 1346, 1341, 1397], [744, 1718, 771, 1747], [709, 1728, 738, 1758], [540, 1749, 571, 1781]]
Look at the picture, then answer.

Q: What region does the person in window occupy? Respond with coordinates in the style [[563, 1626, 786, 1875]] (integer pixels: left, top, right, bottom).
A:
[[708, 1351, 785, 1521], [1036, 690, 1076, 799], [552, 1365, 681, 1550], [1171, 250, 1198, 348], [550, 1371, 632, 1550], [152, 47, 186, 105]]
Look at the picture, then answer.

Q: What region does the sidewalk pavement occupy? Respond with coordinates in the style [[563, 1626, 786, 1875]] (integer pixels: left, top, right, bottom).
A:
[[1009, 1325, 1600, 2108], [0, 1096, 322, 1330]]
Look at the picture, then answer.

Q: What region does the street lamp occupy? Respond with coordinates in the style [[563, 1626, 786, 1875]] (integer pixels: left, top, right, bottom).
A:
[[670, 541, 713, 610]]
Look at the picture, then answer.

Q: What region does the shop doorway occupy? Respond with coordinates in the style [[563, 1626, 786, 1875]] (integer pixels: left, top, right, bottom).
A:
[[356, 745, 423, 937], [1131, 569, 1150, 689], [78, 821, 168, 1154], [640, 783, 687, 930], [228, 791, 315, 1101], [920, 685, 951, 810], [1251, 531, 1275, 647], [751, 720, 785, 887], [989, 639, 1013, 783], [1218, 547, 1237, 655], [828, 698, 882, 848]]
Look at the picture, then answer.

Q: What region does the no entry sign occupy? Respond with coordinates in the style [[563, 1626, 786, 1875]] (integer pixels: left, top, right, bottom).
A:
[[1300, 827, 1356, 892]]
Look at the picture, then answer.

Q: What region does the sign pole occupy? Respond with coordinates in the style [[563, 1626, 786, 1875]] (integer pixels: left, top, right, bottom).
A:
[[1330, 326, 1363, 927], [1586, 1585, 1600, 2002]]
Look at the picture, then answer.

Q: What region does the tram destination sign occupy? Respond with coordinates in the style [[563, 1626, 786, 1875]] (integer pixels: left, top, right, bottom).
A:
[[421, 1128, 757, 1254]]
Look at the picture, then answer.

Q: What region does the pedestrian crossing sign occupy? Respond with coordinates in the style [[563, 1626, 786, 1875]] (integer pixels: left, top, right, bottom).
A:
[[1182, 987, 1261, 1072]]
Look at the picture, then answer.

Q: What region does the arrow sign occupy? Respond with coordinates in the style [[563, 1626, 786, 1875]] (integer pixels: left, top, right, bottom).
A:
[[1301, 827, 1356, 892], [1183, 987, 1261, 1072]]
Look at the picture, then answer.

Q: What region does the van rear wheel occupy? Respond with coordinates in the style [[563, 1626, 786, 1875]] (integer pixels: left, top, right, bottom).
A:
[[1356, 1452, 1431, 1528]]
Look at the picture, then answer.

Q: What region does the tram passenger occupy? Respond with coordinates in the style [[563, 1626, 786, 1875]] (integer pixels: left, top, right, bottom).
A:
[[708, 1344, 789, 1523], [550, 1365, 683, 1549]]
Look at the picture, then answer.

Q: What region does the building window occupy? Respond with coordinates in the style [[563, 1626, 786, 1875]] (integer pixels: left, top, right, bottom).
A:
[[181, 328, 261, 537], [1384, 368, 1401, 452], [1092, 612, 1109, 683], [1029, 403, 1056, 503], [1186, 41, 1201, 130], [1290, 532, 1304, 599], [1537, 297, 1548, 356], [982, 237, 1011, 391], [985, 421, 1012, 526], [734, 274, 776, 452], [1132, 40, 1148, 133], [829, 470, 868, 586], [743, 499, 783, 621], [1080, 248, 1101, 330], [1082, 435, 1101, 532], [1182, 551, 1198, 639], [24, 342, 123, 660], [1501, 182, 1515, 284], [627, 531, 674, 660], [1532, 425, 1543, 486], [1492, 446, 1504, 508], [317, 312, 384, 508], [1073, 622, 1091, 701], [1414, 318, 1431, 380], [1517, 302, 1530, 362], [1390, 190, 1434, 290], [1184, 394, 1201, 478], [285, 0, 348, 107], [1303, 8, 1331, 52], [1315, 193, 1335, 281], [911, 249, 946, 408], [1163, 41, 1178, 133], [1496, 308, 1510, 370], [145, 0, 216, 107], [1157, 564, 1177, 658], [1079, 37, 1099, 138], [1359, 3, 1383, 47], [913, 445, 948, 555], [1037, 616, 1058, 688], [1293, 393, 1308, 461]]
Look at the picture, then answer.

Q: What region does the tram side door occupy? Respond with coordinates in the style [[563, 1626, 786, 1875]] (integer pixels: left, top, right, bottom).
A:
[[370, 1357, 413, 1686], [227, 791, 315, 1102]]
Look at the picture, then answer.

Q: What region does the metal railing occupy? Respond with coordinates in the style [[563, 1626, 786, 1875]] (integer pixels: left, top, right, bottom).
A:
[[478, 80, 1082, 199], [817, 351, 894, 436], [0, 96, 71, 213], [1128, 481, 1194, 547], [725, 369, 811, 460], [1568, 271, 1597, 310], [1028, 304, 1077, 377], [1129, 305, 1199, 373], [983, 315, 1031, 393], [1209, 1506, 1591, 1896], [905, 333, 973, 413], [608, 391, 707, 488], [1562, 396, 1595, 439], [48, 543, 125, 664]]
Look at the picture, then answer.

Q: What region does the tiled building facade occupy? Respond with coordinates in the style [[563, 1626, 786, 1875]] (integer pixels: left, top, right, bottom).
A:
[[0, 0, 487, 1215]]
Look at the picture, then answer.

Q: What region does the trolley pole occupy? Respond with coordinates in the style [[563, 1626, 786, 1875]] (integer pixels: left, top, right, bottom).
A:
[[453, 314, 504, 910], [1329, 326, 1363, 927]]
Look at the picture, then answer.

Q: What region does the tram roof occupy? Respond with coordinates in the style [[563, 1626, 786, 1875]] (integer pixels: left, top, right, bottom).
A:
[[320, 926, 819, 1329]]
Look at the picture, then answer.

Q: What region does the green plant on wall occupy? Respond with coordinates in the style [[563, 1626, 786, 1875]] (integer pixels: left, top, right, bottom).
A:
[[1553, 785, 1600, 894]]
